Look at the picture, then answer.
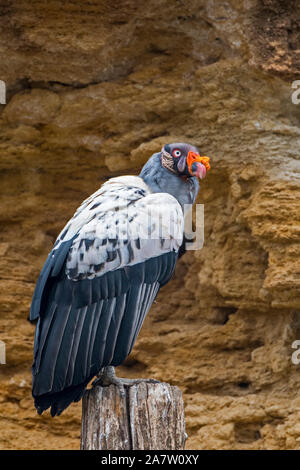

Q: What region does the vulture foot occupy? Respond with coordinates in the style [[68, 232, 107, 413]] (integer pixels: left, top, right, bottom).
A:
[[92, 366, 159, 397]]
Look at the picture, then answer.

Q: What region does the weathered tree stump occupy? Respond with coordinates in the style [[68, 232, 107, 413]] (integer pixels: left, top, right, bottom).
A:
[[80, 382, 187, 450]]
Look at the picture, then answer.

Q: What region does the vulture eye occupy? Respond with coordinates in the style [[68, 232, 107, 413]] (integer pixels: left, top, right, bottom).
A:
[[173, 149, 182, 158]]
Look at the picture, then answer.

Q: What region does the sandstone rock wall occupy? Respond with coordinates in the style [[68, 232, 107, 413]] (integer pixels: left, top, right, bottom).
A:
[[0, 0, 300, 449]]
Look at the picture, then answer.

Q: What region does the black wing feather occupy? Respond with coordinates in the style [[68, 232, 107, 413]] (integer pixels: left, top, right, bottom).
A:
[[54, 304, 84, 390], [32, 252, 178, 416], [30, 237, 77, 322], [110, 283, 144, 365], [102, 293, 128, 365]]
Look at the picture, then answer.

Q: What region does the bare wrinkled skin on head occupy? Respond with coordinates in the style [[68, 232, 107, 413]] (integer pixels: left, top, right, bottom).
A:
[[140, 142, 210, 208], [163, 142, 209, 179]]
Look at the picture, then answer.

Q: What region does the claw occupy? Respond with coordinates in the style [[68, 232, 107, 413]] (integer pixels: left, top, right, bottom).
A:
[[92, 366, 160, 394]]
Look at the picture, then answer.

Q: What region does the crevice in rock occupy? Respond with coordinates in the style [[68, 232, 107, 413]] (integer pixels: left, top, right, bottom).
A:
[[236, 381, 251, 389], [121, 358, 147, 374], [234, 422, 262, 443], [214, 307, 238, 325]]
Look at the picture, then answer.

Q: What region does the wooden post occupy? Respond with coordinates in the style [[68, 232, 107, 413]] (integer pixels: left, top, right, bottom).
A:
[[80, 382, 187, 450]]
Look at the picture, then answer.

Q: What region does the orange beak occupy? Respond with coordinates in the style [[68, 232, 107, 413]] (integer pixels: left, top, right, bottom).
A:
[[186, 151, 210, 179]]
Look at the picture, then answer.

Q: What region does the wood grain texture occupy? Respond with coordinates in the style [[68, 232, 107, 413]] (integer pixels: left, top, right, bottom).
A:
[[80, 382, 186, 450]]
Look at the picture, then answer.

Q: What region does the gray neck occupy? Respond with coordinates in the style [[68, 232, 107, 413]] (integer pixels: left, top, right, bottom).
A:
[[139, 152, 199, 208]]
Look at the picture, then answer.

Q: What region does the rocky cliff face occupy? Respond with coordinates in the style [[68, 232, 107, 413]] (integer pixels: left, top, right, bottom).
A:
[[0, 0, 300, 450]]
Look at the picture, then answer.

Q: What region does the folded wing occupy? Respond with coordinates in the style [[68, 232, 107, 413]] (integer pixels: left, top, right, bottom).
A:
[[31, 176, 183, 415]]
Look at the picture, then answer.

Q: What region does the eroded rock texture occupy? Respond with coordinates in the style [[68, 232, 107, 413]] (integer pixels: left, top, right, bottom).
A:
[[0, 0, 300, 450]]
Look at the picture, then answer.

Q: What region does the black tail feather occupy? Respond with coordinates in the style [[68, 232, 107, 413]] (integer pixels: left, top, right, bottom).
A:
[[34, 380, 90, 417]]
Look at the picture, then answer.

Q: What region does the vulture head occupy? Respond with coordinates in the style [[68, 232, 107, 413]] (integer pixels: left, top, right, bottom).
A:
[[161, 142, 210, 180], [140, 142, 210, 208]]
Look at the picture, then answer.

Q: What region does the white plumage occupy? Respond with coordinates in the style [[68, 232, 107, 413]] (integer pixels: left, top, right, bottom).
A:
[[53, 176, 183, 280]]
